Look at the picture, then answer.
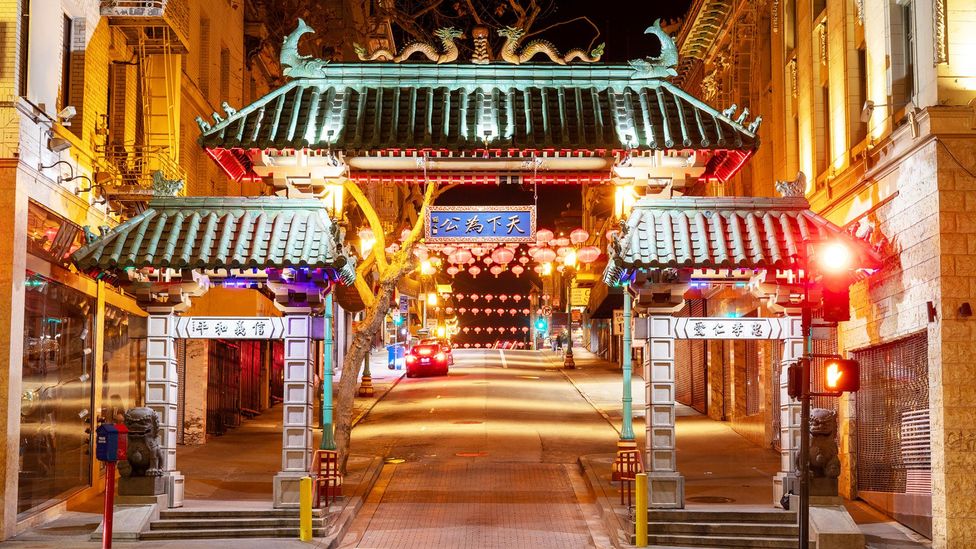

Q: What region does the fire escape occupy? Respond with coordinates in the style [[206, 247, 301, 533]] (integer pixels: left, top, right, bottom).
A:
[[97, 0, 189, 215]]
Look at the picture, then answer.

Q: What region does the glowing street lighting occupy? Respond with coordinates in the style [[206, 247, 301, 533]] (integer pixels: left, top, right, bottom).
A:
[[322, 182, 344, 217], [358, 227, 376, 256], [563, 248, 577, 268], [818, 241, 852, 273], [427, 293, 438, 306], [614, 183, 637, 219]]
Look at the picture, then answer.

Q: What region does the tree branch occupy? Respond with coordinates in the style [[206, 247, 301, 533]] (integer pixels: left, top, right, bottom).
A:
[[343, 180, 389, 272], [525, 16, 600, 42], [353, 274, 376, 309]]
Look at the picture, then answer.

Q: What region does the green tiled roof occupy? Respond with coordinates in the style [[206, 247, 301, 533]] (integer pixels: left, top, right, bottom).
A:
[[198, 64, 758, 153], [603, 196, 882, 284], [72, 197, 353, 281]]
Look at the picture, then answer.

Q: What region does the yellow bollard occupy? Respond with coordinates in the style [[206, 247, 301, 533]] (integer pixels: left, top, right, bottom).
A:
[[634, 472, 648, 547], [299, 476, 313, 542]]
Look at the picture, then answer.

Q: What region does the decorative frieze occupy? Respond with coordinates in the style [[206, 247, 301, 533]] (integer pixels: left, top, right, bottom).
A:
[[818, 21, 828, 66], [789, 58, 798, 99], [934, 0, 948, 65], [854, 0, 864, 26]]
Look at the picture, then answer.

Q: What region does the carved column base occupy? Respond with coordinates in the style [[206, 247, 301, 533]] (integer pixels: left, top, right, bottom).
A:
[[166, 472, 184, 508], [647, 471, 685, 509], [357, 375, 374, 397], [273, 472, 307, 508]]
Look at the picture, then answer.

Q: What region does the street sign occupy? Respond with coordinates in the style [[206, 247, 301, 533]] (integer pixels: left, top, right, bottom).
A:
[[612, 309, 624, 335], [175, 317, 285, 339], [426, 205, 536, 242], [570, 287, 590, 307], [399, 295, 409, 313], [673, 317, 782, 340]]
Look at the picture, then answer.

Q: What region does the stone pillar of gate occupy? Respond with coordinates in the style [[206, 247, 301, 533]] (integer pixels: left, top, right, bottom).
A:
[[273, 314, 315, 508], [646, 312, 685, 508], [773, 314, 804, 507], [145, 313, 184, 508]]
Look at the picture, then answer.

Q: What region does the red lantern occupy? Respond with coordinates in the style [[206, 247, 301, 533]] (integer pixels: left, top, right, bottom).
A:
[[446, 307, 454, 315], [490, 265, 503, 277], [512, 295, 522, 302], [554, 237, 570, 247], [511, 265, 524, 277], [458, 307, 467, 314], [447, 266, 459, 276], [491, 247, 515, 264], [486, 327, 494, 334], [536, 228, 554, 243], [483, 257, 493, 265], [521, 326, 529, 333], [472, 308, 480, 315], [470, 294, 479, 301], [522, 308, 530, 315], [455, 250, 473, 264], [509, 308, 517, 316], [474, 327, 482, 333], [498, 294, 508, 302], [534, 248, 557, 263], [570, 228, 590, 244], [518, 256, 529, 265], [577, 246, 601, 264]]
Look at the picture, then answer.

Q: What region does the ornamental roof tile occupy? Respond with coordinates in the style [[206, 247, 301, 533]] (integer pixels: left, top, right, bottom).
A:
[[603, 196, 882, 283], [197, 64, 758, 155], [71, 197, 354, 283]]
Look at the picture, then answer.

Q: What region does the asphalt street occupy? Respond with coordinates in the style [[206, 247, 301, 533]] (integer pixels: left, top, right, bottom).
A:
[[339, 348, 615, 548]]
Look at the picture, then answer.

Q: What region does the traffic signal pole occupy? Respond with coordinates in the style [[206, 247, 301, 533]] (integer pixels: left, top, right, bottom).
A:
[[798, 282, 812, 549]]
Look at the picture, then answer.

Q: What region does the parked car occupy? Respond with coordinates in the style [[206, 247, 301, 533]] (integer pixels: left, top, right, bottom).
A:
[[405, 341, 450, 377], [419, 337, 454, 365]]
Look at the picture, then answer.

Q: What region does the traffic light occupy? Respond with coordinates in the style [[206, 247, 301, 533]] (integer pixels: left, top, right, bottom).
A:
[[823, 358, 859, 393], [787, 359, 806, 399], [534, 318, 548, 334], [821, 274, 851, 322], [393, 313, 404, 326]]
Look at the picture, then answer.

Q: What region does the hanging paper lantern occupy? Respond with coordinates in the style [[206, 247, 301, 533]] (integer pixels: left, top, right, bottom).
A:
[[413, 246, 429, 260], [491, 247, 515, 264], [534, 248, 557, 263], [554, 237, 571, 247], [474, 327, 482, 333], [521, 326, 529, 333], [522, 309, 530, 315], [471, 246, 485, 257], [447, 266, 460, 276], [483, 308, 492, 315], [509, 308, 517, 316], [511, 265, 524, 277], [533, 265, 544, 274], [536, 228, 554, 243], [495, 294, 506, 302], [458, 307, 468, 314], [570, 228, 590, 244], [483, 256, 493, 265], [455, 293, 465, 300], [486, 327, 495, 334], [462, 327, 470, 333], [483, 294, 493, 302], [470, 294, 479, 301], [446, 307, 454, 315], [542, 294, 550, 301], [512, 294, 522, 302], [463, 343, 470, 348], [441, 246, 457, 256], [518, 256, 529, 265], [490, 265, 503, 277], [455, 250, 473, 264], [578, 246, 601, 264], [557, 246, 574, 258]]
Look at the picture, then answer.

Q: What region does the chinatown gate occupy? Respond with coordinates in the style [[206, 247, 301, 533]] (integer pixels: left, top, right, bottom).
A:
[[71, 19, 878, 511]]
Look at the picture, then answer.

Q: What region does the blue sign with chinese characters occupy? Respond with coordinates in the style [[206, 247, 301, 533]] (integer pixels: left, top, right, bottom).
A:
[[425, 206, 535, 243]]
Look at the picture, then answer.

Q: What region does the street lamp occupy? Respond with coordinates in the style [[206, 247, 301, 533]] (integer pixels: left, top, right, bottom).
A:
[[356, 226, 377, 398], [323, 182, 344, 218]]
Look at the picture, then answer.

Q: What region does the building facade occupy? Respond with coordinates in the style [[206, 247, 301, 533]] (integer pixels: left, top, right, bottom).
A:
[[673, 0, 976, 544]]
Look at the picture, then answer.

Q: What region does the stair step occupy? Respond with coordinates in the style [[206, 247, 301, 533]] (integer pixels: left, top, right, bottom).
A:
[[646, 534, 800, 548], [648, 510, 797, 524], [150, 517, 327, 530], [159, 508, 326, 519], [649, 521, 798, 537], [141, 527, 328, 540]]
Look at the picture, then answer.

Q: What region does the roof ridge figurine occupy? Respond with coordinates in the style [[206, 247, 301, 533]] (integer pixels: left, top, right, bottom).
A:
[[280, 18, 329, 78], [497, 27, 603, 65], [628, 19, 679, 79], [355, 27, 464, 63]]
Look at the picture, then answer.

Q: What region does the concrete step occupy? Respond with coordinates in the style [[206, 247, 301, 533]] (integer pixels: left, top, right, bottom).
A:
[[141, 527, 328, 540], [150, 517, 327, 530], [159, 508, 327, 520], [648, 510, 797, 524], [646, 534, 800, 548], [650, 521, 798, 537]]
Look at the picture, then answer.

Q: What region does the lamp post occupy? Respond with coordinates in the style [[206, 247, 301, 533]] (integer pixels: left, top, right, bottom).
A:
[[562, 248, 578, 369], [320, 181, 343, 448], [357, 227, 376, 398]]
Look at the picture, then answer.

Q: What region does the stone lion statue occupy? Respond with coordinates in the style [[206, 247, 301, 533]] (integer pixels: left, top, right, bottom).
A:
[[797, 408, 841, 479], [117, 407, 165, 478]]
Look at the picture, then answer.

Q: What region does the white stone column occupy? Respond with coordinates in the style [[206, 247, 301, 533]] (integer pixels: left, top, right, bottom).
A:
[[273, 315, 314, 508], [773, 315, 804, 507], [145, 313, 184, 507], [646, 315, 684, 508]]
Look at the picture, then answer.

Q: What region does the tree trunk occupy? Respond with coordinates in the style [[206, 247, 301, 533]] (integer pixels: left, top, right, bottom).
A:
[[333, 266, 403, 474]]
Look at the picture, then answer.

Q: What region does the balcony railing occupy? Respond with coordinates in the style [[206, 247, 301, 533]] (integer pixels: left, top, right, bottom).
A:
[[97, 144, 187, 215], [99, 0, 190, 52]]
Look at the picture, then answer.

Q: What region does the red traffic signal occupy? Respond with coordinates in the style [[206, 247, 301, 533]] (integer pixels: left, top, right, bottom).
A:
[[821, 274, 851, 322], [823, 358, 859, 393]]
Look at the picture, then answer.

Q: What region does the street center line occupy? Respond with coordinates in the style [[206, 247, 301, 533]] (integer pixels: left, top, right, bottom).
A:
[[499, 350, 507, 368]]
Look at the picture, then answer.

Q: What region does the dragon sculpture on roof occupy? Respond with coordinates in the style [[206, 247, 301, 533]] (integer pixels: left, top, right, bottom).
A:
[[497, 27, 604, 65], [280, 18, 329, 78], [355, 27, 465, 63], [628, 19, 678, 79]]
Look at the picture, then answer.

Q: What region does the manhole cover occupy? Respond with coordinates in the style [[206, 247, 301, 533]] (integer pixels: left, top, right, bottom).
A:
[[687, 496, 736, 504], [384, 458, 405, 464], [455, 451, 488, 457], [453, 420, 483, 424]]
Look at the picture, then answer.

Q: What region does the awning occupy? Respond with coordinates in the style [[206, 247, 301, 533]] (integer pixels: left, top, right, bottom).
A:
[[198, 64, 758, 183], [71, 196, 355, 284], [603, 195, 883, 283]]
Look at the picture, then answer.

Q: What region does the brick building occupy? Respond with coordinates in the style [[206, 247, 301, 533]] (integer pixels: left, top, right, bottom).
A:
[[668, 0, 976, 545]]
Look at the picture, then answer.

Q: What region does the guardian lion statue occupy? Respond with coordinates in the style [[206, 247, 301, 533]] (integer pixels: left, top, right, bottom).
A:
[[798, 408, 841, 479], [117, 407, 165, 477]]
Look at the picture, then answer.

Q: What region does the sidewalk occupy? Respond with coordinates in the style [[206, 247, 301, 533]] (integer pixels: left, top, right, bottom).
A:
[[558, 346, 931, 548], [2, 350, 401, 548]]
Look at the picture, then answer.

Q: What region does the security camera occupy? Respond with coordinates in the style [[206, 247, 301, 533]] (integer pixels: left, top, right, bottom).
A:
[[57, 106, 77, 126]]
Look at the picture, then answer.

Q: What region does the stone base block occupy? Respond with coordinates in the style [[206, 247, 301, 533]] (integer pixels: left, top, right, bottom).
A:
[[810, 476, 838, 497], [119, 476, 167, 497], [648, 471, 685, 509], [168, 471, 184, 508], [274, 471, 310, 508], [809, 504, 865, 549], [90, 494, 167, 541], [773, 472, 796, 508]]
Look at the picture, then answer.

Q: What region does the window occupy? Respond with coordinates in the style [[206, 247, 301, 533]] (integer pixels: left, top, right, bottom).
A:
[[101, 305, 145, 425], [26, 201, 84, 268], [784, 0, 797, 52], [889, 0, 915, 108], [852, 47, 868, 145], [60, 14, 71, 111], [219, 47, 230, 102], [19, 271, 95, 515], [817, 85, 830, 177]]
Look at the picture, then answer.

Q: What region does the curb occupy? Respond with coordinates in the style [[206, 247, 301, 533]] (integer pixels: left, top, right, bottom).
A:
[[579, 454, 632, 549], [350, 371, 405, 429], [317, 454, 385, 549], [556, 359, 623, 437]]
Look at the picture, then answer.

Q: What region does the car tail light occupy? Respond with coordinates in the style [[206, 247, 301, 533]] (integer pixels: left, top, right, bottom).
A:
[[406, 354, 417, 363], [418, 347, 432, 356], [435, 352, 446, 362]]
